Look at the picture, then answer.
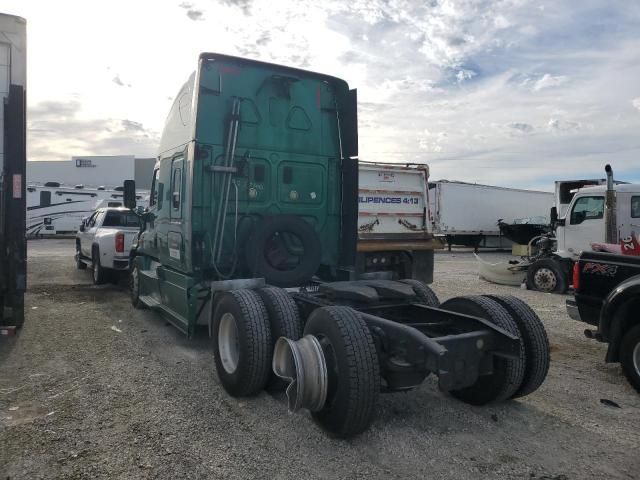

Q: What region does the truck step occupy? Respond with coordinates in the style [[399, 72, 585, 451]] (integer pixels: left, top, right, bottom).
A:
[[139, 295, 161, 308], [139, 269, 159, 280]]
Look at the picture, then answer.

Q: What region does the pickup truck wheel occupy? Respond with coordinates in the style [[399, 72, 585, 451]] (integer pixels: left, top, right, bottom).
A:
[[399, 279, 440, 307], [75, 242, 87, 270], [526, 259, 567, 293], [440, 296, 525, 405], [92, 248, 107, 285], [212, 290, 272, 396], [304, 306, 380, 438], [257, 287, 303, 390], [484, 295, 550, 398], [620, 324, 640, 393], [130, 264, 144, 309]]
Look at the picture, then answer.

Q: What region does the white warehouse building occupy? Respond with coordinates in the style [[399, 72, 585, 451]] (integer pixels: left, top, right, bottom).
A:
[[27, 155, 156, 190]]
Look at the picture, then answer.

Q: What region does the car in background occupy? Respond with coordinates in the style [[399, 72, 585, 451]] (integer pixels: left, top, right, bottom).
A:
[[75, 207, 141, 284]]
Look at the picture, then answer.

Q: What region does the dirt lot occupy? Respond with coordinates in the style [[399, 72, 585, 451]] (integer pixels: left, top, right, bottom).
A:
[[1, 239, 638, 479]]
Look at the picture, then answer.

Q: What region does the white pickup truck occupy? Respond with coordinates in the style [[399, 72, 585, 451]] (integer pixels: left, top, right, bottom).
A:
[[75, 207, 141, 284]]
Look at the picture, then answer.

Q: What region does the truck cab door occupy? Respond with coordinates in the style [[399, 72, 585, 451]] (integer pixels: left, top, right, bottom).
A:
[[82, 211, 99, 256], [140, 168, 160, 254], [563, 195, 605, 257], [167, 157, 185, 265]]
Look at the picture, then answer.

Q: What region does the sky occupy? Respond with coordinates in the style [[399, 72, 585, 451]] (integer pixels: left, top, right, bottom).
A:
[[4, 0, 640, 190]]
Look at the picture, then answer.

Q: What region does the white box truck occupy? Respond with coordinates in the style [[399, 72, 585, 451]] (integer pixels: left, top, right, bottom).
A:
[[428, 181, 554, 250]]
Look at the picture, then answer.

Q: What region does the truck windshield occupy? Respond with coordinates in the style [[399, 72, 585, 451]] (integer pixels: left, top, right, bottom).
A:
[[103, 211, 141, 228]]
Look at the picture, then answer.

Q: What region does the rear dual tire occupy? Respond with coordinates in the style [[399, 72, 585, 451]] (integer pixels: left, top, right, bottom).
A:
[[440, 296, 526, 405], [211, 290, 379, 437], [212, 290, 273, 397], [484, 295, 550, 398], [304, 306, 380, 438], [399, 279, 440, 307], [440, 295, 550, 404]]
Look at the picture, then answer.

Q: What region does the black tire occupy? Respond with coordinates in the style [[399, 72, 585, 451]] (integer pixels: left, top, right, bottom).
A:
[[245, 215, 322, 287], [75, 241, 87, 270], [304, 306, 380, 437], [92, 247, 107, 285], [439, 296, 525, 405], [526, 258, 567, 293], [484, 295, 550, 398], [257, 287, 303, 389], [399, 279, 440, 307], [212, 290, 272, 397], [130, 262, 144, 309], [620, 324, 640, 393]]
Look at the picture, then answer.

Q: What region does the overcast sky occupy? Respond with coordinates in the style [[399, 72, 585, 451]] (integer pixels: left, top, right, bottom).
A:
[[5, 0, 640, 189]]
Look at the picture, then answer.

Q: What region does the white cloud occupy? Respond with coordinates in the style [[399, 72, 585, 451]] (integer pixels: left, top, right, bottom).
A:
[[533, 74, 568, 92], [3, 0, 640, 187]]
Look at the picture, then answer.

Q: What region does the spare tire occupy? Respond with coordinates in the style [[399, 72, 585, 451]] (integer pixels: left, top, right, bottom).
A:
[[245, 215, 322, 287]]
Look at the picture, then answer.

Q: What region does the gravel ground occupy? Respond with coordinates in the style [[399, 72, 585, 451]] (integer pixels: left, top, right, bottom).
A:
[[1, 239, 639, 479]]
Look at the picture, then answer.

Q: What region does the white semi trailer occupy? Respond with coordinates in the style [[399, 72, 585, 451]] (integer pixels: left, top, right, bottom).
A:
[[428, 180, 554, 250]]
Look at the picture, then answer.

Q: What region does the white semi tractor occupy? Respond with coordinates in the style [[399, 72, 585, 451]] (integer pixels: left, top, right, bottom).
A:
[[526, 166, 640, 293]]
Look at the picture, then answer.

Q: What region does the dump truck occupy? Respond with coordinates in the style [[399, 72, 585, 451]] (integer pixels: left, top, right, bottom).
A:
[[0, 13, 27, 330], [123, 53, 550, 437], [357, 161, 439, 283]]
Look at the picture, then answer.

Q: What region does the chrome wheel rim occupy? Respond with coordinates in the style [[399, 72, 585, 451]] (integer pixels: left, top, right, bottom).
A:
[[218, 313, 240, 374], [633, 342, 640, 377], [534, 267, 556, 291]]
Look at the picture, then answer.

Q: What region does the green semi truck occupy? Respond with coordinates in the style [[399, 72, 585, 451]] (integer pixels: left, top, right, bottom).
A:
[[124, 53, 550, 437]]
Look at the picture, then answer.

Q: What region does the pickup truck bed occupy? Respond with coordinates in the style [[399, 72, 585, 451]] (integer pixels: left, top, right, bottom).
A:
[[567, 251, 640, 392]]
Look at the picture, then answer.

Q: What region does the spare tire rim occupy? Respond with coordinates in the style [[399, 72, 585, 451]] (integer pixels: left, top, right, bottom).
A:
[[534, 267, 556, 291], [633, 342, 640, 377], [219, 313, 240, 374]]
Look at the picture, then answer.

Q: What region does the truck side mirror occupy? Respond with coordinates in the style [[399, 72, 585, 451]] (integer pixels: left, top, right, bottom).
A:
[[79, 221, 85, 232], [550, 207, 557, 225], [340, 89, 358, 159], [123, 180, 136, 209]]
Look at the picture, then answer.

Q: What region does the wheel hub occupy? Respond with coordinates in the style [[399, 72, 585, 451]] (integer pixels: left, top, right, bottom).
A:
[[534, 267, 556, 291], [633, 342, 640, 377], [218, 313, 240, 374], [272, 335, 328, 412]]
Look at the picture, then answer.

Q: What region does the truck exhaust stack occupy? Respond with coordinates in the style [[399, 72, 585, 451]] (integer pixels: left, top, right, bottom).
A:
[[604, 164, 617, 244]]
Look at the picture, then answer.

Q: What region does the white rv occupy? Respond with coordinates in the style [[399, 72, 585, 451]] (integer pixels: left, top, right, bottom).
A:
[[26, 183, 149, 236]]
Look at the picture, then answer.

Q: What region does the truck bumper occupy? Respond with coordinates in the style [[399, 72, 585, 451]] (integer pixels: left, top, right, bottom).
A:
[[113, 258, 130, 270], [566, 299, 581, 321]]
